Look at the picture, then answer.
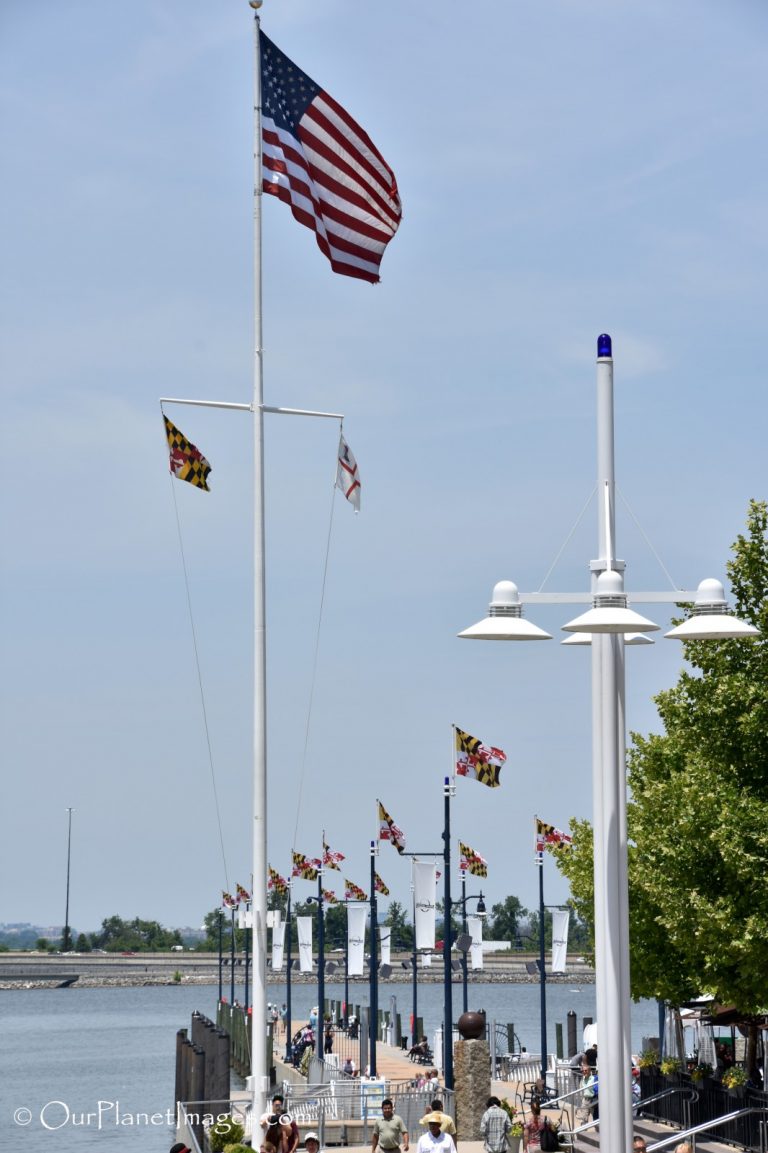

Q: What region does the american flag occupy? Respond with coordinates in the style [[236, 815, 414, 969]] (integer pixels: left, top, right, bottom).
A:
[[260, 31, 402, 284]]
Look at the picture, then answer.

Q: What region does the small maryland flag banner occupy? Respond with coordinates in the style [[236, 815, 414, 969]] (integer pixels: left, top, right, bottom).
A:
[[345, 878, 368, 901], [455, 726, 506, 788], [292, 851, 320, 880], [459, 841, 488, 878], [323, 839, 345, 871], [323, 889, 339, 905], [374, 872, 390, 896], [535, 816, 573, 853], [268, 866, 288, 895], [222, 891, 237, 909], [378, 800, 406, 854], [236, 883, 251, 903], [164, 416, 212, 490]]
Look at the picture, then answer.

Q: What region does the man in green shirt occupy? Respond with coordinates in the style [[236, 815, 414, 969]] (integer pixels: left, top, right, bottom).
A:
[[372, 1099, 410, 1153]]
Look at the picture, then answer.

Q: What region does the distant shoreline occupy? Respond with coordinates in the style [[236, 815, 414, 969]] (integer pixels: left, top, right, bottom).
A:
[[0, 970, 595, 991]]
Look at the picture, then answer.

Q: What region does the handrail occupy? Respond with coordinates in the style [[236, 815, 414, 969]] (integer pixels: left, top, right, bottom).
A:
[[556, 1087, 699, 1147], [646, 1105, 768, 1153]]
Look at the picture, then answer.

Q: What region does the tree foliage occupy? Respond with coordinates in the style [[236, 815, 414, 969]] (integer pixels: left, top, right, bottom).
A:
[[486, 895, 528, 942], [91, 915, 183, 952], [556, 500, 768, 1011]]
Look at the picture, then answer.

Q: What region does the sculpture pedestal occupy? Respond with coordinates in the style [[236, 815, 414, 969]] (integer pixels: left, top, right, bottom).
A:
[[454, 1038, 491, 1140]]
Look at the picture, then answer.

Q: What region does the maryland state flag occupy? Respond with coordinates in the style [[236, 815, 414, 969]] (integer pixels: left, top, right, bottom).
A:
[[236, 882, 251, 903], [345, 878, 368, 901], [292, 851, 320, 881], [323, 839, 345, 871], [164, 415, 212, 490], [455, 727, 506, 788], [535, 816, 573, 853], [268, 866, 288, 895], [459, 841, 488, 878], [378, 801, 406, 854], [322, 888, 339, 905], [374, 872, 390, 896], [222, 890, 237, 909]]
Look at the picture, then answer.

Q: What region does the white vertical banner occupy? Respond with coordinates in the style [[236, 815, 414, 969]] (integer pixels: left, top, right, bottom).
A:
[[298, 916, 313, 972], [379, 925, 391, 966], [551, 907, 570, 973], [421, 952, 432, 968], [467, 915, 484, 971], [348, 903, 367, 976], [413, 860, 437, 949], [237, 906, 253, 929], [272, 917, 286, 971]]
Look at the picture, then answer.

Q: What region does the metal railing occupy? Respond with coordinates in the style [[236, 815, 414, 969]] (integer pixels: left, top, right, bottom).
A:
[[646, 1106, 768, 1153]]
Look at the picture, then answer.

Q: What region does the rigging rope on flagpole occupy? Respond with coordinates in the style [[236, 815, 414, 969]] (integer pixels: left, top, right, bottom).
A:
[[290, 460, 339, 855], [168, 470, 230, 890]]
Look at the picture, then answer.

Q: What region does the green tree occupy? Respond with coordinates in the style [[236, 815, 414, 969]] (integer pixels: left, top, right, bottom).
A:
[[486, 895, 528, 943], [91, 914, 183, 952], [384, 900, 413, 949], [75, 933, 91, 953], [556, 500, 768, 1012]]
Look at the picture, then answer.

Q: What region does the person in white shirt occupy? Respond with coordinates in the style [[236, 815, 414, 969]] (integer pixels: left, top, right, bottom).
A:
[[416, 1116, 457, 1153]]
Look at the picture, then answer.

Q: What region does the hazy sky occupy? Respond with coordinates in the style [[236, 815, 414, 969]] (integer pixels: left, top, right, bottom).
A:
[[2, 0, 767, 936]]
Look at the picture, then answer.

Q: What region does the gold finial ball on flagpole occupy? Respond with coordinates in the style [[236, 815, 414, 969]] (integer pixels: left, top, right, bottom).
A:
[[249, 0, 263, 8]]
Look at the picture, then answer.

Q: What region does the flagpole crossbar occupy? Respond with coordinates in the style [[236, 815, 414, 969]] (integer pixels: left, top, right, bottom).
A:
[[160, 397, 252, 412], [262, 405, 344, 420]]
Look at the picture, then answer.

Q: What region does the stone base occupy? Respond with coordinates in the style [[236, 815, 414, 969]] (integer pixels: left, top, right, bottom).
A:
[[454, 1038, 491, 1140]]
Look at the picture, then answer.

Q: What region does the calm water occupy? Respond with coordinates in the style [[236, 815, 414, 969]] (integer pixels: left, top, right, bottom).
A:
[[1, 980, 660, 1150]]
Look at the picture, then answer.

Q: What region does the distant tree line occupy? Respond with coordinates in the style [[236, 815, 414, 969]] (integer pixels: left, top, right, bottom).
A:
[[197, 893, 590, 953]]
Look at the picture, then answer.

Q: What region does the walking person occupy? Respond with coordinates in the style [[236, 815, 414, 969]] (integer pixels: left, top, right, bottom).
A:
[[523, 1100, 544, 1151], [575, 1059, 598, 1127], [416, 1116, 457, 1153], [480, 1097, 512, 1153], [372, 1099, 410, 1153], [419, 1100, 457, 1148]]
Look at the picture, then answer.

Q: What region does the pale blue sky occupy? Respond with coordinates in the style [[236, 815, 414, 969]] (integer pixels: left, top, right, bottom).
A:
[[2, 0, 767, 934]]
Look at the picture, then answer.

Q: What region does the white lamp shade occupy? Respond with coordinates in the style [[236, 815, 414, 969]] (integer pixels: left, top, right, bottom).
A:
[[666, 615, 759, 640], [563, 605, 659, 635], [561, 632, 654, 646], [459, 616, 553, 640], [563, 570, 659, 635], [458, 579, 552, 641], [665, 578, 760, 640]]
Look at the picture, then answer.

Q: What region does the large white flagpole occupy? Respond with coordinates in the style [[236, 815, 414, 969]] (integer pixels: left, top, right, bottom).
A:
[[250, 0, 268, 1112]]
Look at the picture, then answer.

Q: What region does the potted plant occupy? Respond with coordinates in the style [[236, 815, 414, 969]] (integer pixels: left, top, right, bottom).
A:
[[637, 1050, 659, 1071], [690, 1061, 713, 1084], [660, 1057, 682, 1079], [722, 1066, 748, 1095]]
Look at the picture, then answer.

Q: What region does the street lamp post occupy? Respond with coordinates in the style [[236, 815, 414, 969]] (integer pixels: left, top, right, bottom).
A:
[[62, 807, 74, 953], [458, 334, 758, 1153], [369, 841, 379, 1077], [457, 875, 486, 1015], [442, 777, 454, 1090], [307, 873, 326, 1059], [284, 884, 293, 1062]]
